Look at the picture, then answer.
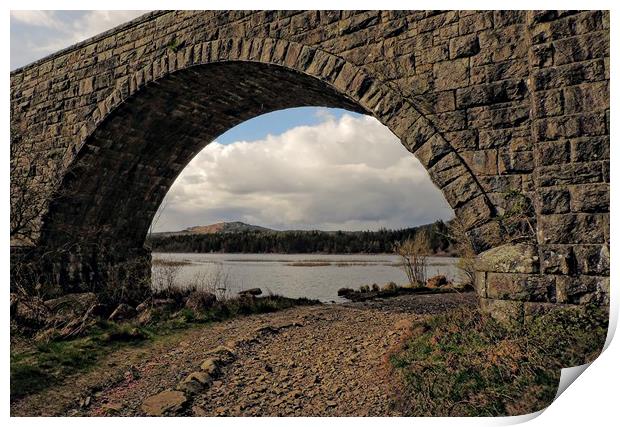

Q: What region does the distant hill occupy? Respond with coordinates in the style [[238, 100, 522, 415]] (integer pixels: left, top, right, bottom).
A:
[[147, 220, 456, 255], [152, 221, 273, 237]]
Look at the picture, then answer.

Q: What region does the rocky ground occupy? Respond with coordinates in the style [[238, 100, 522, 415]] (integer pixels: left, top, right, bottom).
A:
[[11, 292, 476, 417]]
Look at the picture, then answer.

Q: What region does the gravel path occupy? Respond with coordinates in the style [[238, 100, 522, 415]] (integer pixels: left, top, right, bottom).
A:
[[12, 292, 476, 417]]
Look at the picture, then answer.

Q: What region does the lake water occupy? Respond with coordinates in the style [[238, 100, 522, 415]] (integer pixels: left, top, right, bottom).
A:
[[152, 253, 461, 303]]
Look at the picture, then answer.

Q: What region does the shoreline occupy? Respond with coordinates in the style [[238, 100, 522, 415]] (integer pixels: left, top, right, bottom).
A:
[[151, 251, 458, 257]]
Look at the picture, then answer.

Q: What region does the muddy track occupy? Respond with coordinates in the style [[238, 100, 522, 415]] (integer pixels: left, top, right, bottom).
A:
[[11, 292, 476, 417]]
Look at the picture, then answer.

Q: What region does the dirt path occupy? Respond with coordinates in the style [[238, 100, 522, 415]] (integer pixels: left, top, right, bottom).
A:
[[11, 292, 476, 417]]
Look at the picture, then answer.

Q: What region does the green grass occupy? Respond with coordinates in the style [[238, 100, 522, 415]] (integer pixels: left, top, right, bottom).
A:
[[10, 322, 153, 400], [387, 305, 608, 416], [10, 295, 319, 400]]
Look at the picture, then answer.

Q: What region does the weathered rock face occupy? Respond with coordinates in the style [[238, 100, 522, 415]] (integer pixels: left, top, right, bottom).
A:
[[10, 11, 609, 316]]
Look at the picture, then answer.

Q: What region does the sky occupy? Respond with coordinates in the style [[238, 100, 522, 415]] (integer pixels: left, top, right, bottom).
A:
[[11, 10, 454, 232]]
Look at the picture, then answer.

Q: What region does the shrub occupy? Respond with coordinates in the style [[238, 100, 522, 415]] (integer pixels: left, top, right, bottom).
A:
[[394, 232, 430, 287], [387, 306, 608, 416], [382, 282, 398, 292]]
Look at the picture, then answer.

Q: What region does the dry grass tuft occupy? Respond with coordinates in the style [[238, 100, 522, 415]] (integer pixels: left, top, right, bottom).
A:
[[386, 305, 608, 416]]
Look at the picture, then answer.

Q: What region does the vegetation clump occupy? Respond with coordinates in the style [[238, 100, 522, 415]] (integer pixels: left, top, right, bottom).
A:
[[387, 306, 608, 416], [394, 231, 431, 287]]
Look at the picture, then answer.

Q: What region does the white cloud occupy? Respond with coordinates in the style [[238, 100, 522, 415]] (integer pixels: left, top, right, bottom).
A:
[[11, 10, 148, 69], [154, 113, 454, 232], [10, 10, 61, 28], [67, 10, 148, 42]]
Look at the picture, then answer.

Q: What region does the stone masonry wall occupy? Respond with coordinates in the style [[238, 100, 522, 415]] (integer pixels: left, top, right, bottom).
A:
[[10, 11, 610, 312]]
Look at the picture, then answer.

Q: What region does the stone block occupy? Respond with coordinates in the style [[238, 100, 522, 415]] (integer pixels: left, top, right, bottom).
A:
[[427, 152, 467, 187], [442, 174, 479, 207], [537, 140, 570, 166], [536, 163, 604, 187], [529, 43, 554, 68], [538, 213, 606, 244], [456, 79, 527, 109], [532, 59, 605, 91], [537, 187, 570, 214], [555, 275, 605, 304], [456, 195, 492, 230], [573, 244, 610, 276], [474, 271, 487, 297], [433, 58, 469, 90], [540, 245, 575, 275], [460, 149, 498, 175], [449, 34, 480, 59], [479, 175, 523, 193], [403, 117, 435, 152], [498, 148, 534, 173], [444, 129, 477, 151], [458, 12, 493, 35], [494, 10, 525, 28], [563, 81, 609, 114], [569, 183, 609, 213], [476, 243, 540, 274], [533, 113, 607, 142], [570, 136, 609, 162], [414, 133, 451, 168], [552, 32, 609, 66], [486, 272, 550, 302], [532, 89, 564, 118]]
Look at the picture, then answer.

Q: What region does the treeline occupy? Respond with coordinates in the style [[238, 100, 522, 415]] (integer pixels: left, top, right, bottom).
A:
[[147, 221, 455, 255]]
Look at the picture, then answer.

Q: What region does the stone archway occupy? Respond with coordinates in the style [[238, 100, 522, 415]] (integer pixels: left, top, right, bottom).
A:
[[11, 11, 610, 317]]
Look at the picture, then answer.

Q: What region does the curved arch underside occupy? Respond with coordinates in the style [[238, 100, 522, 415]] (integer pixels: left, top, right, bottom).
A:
[[41, 62, 369, 249]]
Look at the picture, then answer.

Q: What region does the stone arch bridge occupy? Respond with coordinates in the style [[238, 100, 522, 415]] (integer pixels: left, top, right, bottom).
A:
[[10, 10, 609, 318]]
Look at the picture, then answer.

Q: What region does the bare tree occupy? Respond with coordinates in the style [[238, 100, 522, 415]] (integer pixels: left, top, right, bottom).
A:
[[10, 126, 68, 246], [152, 261, 182, 293], [394, 231, 431, 287]]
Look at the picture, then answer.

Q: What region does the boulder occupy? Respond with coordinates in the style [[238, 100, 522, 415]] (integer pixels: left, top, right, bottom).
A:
[[44, 292, 98, 317], [137, 308, 153, 326], [108, 303, 137, 322], [427, 275, 450, 288], [87, 303, 109, 318], [136, 301, 150, 312], [141, 390, 187, 416], [238, 288, 262, 296], [153, 298, 177, 310], [337, 287, 354, 296], [200, 358, 219, 375], [185, 291, 217, 312], [206, 345, 236, 363], [101, 402, 124, 415]]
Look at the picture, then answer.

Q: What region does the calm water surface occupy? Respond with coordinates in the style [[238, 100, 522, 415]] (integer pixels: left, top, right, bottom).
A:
[[152, 253, 460, 303]]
